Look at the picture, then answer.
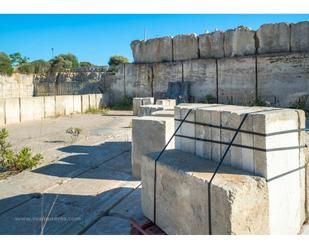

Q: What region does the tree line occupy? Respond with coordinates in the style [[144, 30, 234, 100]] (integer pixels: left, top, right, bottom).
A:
[[0, 52, 129, 76]]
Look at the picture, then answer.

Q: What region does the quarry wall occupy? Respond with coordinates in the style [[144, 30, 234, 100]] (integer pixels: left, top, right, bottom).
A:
[[0, 73, 34, 98]]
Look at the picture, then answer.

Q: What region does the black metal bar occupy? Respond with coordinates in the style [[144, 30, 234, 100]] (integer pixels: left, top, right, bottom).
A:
[[175, 134, 306, 152], [208, 113, 249, 235], [153, 108, 193, 224]]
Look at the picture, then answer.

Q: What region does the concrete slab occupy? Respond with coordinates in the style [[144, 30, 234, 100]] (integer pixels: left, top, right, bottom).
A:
[[5, 98, 20, 124], [132, 116, 175, 178], [32, 97, 44, 120], [20, 97, 34, 122], [141, 149, 269, 234]]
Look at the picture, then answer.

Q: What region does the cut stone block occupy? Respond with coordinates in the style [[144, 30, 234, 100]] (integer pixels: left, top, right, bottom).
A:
[[20, 97, 34, 122], [132, 116, 175, 178], [131, 37, 173, 63], [81, 94, 90, 113], [291, 21, 309, 52], [183, 59, 217, 102], [224, 27, 256, 57], [218, 56, 256, 105], [32, 97, 44, 120], [0, 99, 5, 125], [198, 31, 224, 58], [73, 95, 82, 113], [139, 104, 164, 117], [89, 94, 97, 109], [55, 96, 66, 116], [173, 34, 199, 61], [95, 93, 104, 108], [141, 149, 269, 234], [151, 110, 174, 118], [257, 53, 309, 108], [44, 96, 55, 118], [155, 99, 176, 107], [256, 23, 290, 54], [132, 97, 154, 116], [5, 98, 20, 124]]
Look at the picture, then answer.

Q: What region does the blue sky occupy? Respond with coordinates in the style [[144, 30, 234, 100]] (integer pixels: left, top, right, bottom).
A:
[[0, 14, 308, 65]]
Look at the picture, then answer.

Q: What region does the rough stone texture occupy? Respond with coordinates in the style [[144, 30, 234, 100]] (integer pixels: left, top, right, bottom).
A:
[[0, 99, 5, 126], [291, 21, 309, 52], [32, 97, 44, 120], [108, 64, 125, 104], [125, 64, 152, 98], [198, 31, 224, 59], [224, 27, 256, 57], [5, 98, 20, 124], [139, 104, 165, 117], [183, 59, 217, 102], [132, 116, 175, 178], [141, 149, 269, 234], [151, 110, 174, 117], [0, 73, 34, 98], [132, 97, 154, 116], [89, 94, 97, 109], [131, 37, 173, 63], [257, 53, 309, 107], [256, 23, 290, 54], [81, 94, 90, 113], [152, 62, 182, 99], [173, 34, 199, 61], [44, 96, 55, 118], [155, 99, 176, 107], [218, 56, 256, 105]]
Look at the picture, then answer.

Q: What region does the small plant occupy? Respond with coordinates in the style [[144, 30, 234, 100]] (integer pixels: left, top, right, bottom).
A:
[[127, 121, 132, 128], [289, 99, 309, 117], [111, 96, 133, 110], [85, 106, 110, 114], [0, 128, 43, 173], [248, 98, 269, 107], [66, 127, 82, 143], [204, 95, 217, 104]]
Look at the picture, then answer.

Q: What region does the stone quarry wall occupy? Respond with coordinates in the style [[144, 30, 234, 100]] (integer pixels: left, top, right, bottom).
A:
[[126, 21, 309, 108], [0, 93, 105, 126], [0, 73, 34, 98]]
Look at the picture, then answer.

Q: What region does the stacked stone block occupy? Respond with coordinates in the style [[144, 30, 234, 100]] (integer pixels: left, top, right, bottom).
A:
[[133, 97, 154, 116]]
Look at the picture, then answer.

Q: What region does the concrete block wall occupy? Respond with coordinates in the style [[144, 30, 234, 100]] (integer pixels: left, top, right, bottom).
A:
[[0, 94, 104, 126]]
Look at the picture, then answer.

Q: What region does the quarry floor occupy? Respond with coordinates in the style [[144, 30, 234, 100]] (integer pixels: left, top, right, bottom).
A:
[[0, 111, 308, 235]]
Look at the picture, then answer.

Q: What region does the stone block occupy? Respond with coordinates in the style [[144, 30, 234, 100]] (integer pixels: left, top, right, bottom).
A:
[[155, 99, 176, 107], [291, 21, 309, 52], [81, 94, 89, 113], [152, 62, 182, 99], [256, 23, 290, 54], [218, 56, 256, 105], [124, 64, 152, 98], [73, 95, 82, 113], [183, 59, 217, 102], [132, 97, 154, 116], [131, 37, 173, 63], [44, 96, 55, 118], [108, 64, 125, 104], [173, 34, 199, 61], [55, 96, 66, 116], [5, 98, 20, 124], [151, 110, 174, 118], [224, 27, 256, 57], [20, 97, 34, 122], [0, 99, 5, 126], [139, 104, 164, 117], [32, 97, 44, 120], [141, 149, 269, 234], [132, 116, 175, 178], [198, 31, 224, 58], [257, 53, 309, 107], [89, 94, 97, 109], [64, 95, 74, 115]]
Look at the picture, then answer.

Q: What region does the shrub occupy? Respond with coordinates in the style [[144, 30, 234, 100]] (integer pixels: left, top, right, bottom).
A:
[[66, 127, 82, 143], [49, 53, 79, 72], [80, 61, 93, 68], [108, 55, 129, 67], [0, 52, 14, 76], [16, 62, 33, 74], [203, 94, 217, 104], [31, 60, 51, 74], [112, 96, 133, 110], [0, 128, 43, 172]]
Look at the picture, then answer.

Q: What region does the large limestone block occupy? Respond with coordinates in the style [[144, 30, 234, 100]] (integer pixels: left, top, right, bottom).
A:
[[151, 110, 174, 118], [55, 96, 66, 116], [73, 95, 82, 113], [183, 59, 217, 102], [108, 64, 125, 104], [32, 97, 44, 120], [198, 31, 224, 59], [81, 94, 89, 113], [291, 21, 309, 52], [139, 104, 164, 117], [131, 37, 173, 63], [20, 97, 34, 122], [218, 56, 256, 105], [256, 23, 290, 54], [89, 94, 97, 109], [250, 108, 305, 234], [44, 96, 55, 118], [5, 98, 20, 124], [132, 97, 154, 116], [173, 34, 199, 61], [305, 146, 309, 221], [257, 53, 309, 107], [141, 149, 269, 234], [224, 27, 256, 57], [132, 116, 174, 178], [155, 99, 176, 107], [0, 99, 5, 126], [152, 62, 182, 99], [125, 64, 152, 98], [95, 93, 105, 108]]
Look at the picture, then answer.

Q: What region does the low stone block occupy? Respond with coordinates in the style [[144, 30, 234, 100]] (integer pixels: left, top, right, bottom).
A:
[[131, 37, 173, 63], [89, 94, 97, 109], [224, 27, 256, 57], [73, 95, 82, 113], [5, 98, 20, 124], [132, 116, 175, 178], [256, 23, 290, 54], [32, 97, 44, 120], [173, 34, 199, 61], [198, 31, 224, 58], [81, 94, 89, 113], [141, 149, 269, 234], [218, 56, 256, 105], [55, 96, 66, 116], [44, 96, 55, 118], [155, 99, 176, 107], [132, 97, 154, 116], [139, 104, 164, 117], [151, 110, 174, 117], [291, 21, 309, 52], [20, 97, 34, 122]]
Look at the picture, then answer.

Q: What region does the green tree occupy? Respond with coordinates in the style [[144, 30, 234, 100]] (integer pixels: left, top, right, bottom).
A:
[[9, 52, 29, 66], [108, 55, 129, 67], [0, 52, 14, 76], [16, 63, 33, 74], [49, 53, 79, 72], [31, 60, 51, 74], [80, 61, 93, 68]]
